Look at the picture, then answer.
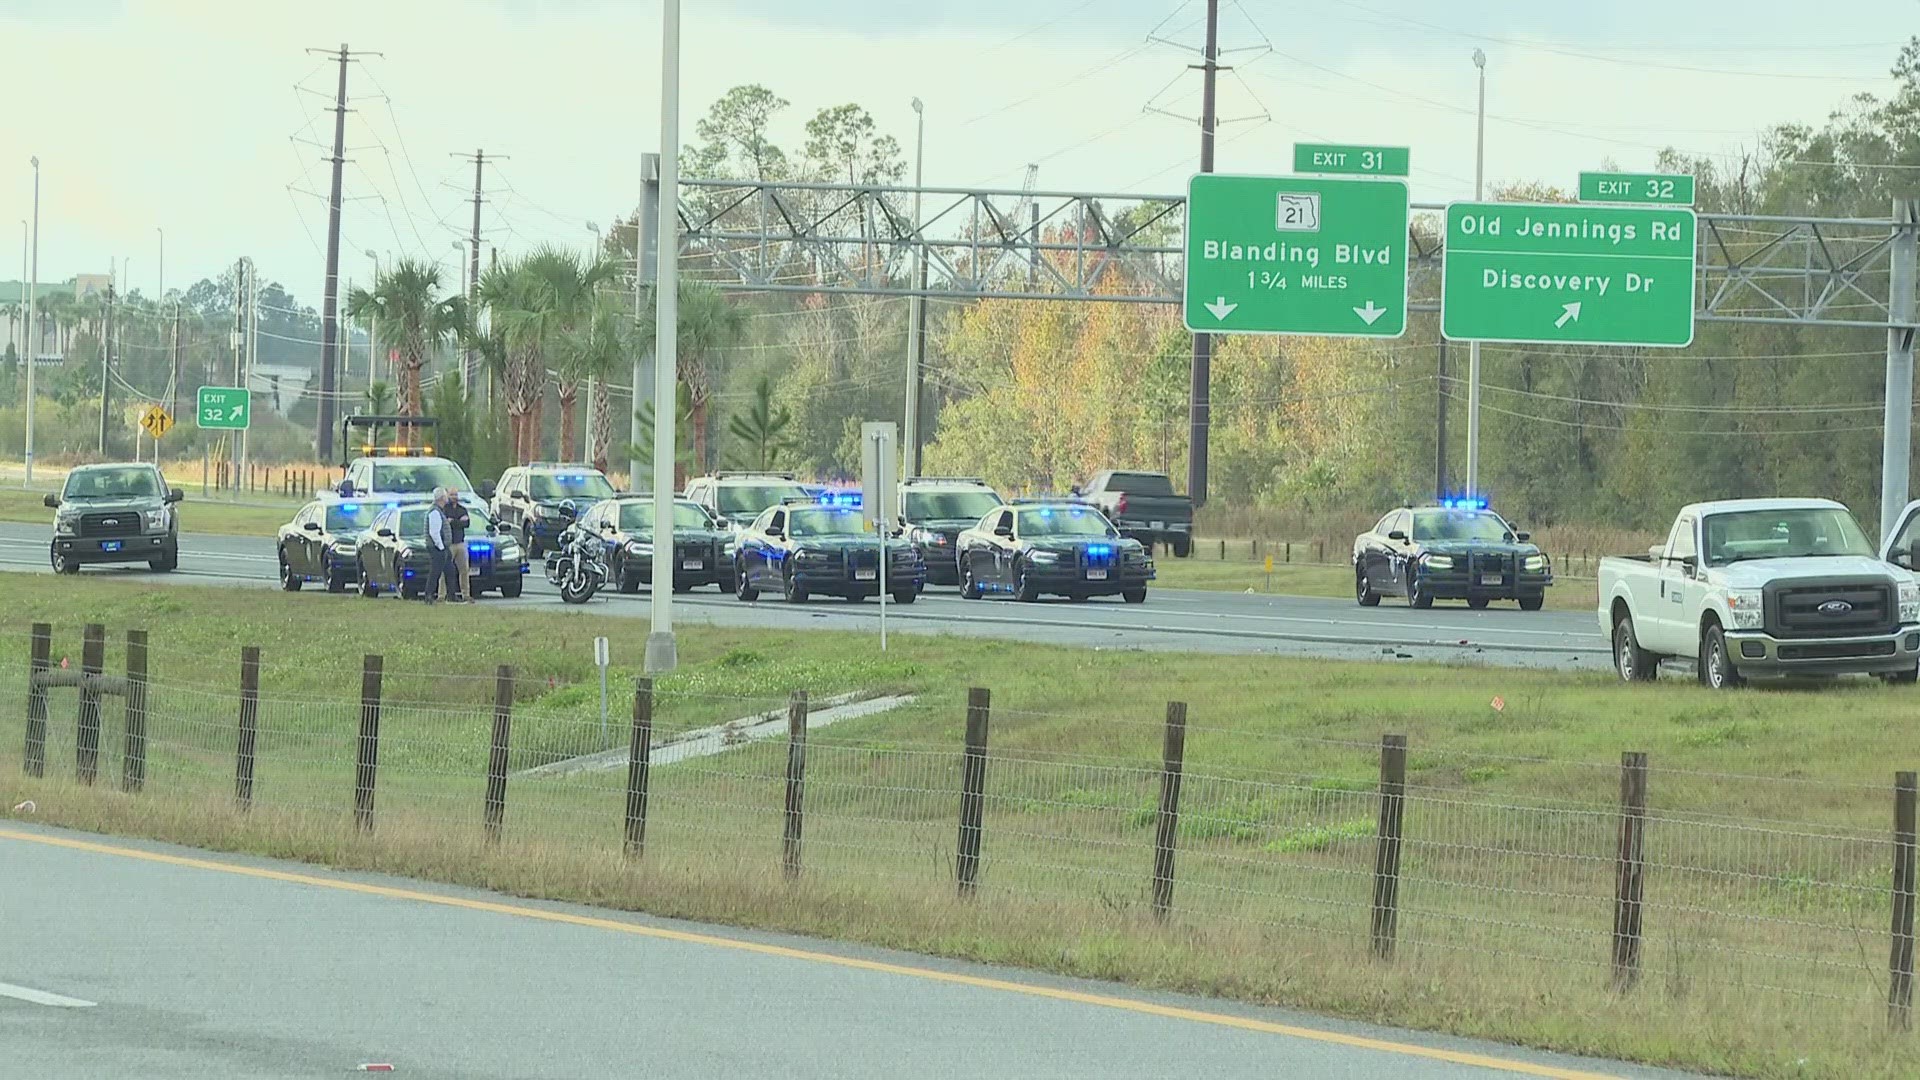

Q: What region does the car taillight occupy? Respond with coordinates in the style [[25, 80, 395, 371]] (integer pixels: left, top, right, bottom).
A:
[[1116, 495, 1129, 514]]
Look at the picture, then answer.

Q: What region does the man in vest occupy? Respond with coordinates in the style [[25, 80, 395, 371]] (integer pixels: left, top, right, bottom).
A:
[[424, 488, 452, 604]]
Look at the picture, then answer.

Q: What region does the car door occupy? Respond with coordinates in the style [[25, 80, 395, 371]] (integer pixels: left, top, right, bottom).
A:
[[756, 509, 786, 585], [1887, 505, 1920, 571], [987, 509, 1017, 588], [290, 505, 320, 576], [370, 510, 399, 585], [1370, 511, 1405, 594], [1648, 516, 1698, 654]]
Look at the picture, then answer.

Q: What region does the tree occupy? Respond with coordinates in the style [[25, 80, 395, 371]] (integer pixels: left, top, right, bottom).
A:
[[725, 375, 795, 471], [628, 389, 698, 481], [487, 249, 616, 464], [475, 259, 539, 463], [344, 260, 465, 447], [802, 104, 905, 186], [692, 84, 792, 181], [633, 282, 747, 473], [562, 298, 633, 473]]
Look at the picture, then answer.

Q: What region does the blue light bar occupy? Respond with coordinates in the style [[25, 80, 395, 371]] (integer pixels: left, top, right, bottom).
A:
[[341, 503, 360, 512], [1086, 543, 1113, 556], [1437, 496, 1489, 511], [819, 490, 862, 508]]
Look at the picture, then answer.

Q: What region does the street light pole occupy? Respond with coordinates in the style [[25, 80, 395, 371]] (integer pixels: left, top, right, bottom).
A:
[[25, 156, 39, 487], [646, 0, 682, 675], [1465, 49, 1487, 498], [156, 226, 164, 300], [585, 222, 602, 465], [904, 97, 927, 477]]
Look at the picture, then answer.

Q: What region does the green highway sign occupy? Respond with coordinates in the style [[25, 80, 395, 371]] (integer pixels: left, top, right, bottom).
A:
[[1441, 201, 1697, 347], [1292, 143, 1410, 178], [196, 385, 251, 430], [1578, 171, 1696, 206], [1183, 173, 1409, 338]]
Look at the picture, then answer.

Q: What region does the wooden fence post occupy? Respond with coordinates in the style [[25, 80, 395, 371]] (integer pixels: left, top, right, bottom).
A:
[[235, 646, 260, 810], [1893, 770, 1917, 1031], [1370, 734, 1408, 959], [484, 665, 513, 843], [24, 622, 50, 777], [1315, 539, 1326, 564], [75, 623, 105, 785], [1612, 751, 1650, 990], [625, 678, 654, 858], [354, 654, 383, 832], [957, 687, 991, 898], [782, 691, 809, 880], [121, 629, 149, 793], [1152, 701, 1188, 921]]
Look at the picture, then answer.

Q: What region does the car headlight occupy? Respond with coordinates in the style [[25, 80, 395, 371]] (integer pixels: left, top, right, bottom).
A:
[[1900, 581, 1920, 624], [1524, 554, 1548, 573], [332, 539, 358, 554], [626, 541, 653, 557], [1028, 550, 1060, 564], [54, 514, 77, 537], [144, 508, 168, 531], [1725, 588, 1765, 630], [1424, 554, 1454, 570]]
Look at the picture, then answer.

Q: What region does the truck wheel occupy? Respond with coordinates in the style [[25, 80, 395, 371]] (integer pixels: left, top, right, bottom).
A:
[[1881, 666, 1919, 685], [1519, 595, 1545, 611], [735, 559, 759, 602], [1699, 623, 1744, 690], [1122, 587, 1147, 604], [1467, 596, 1490, 610], [617, 565, 641, 594], [1014, 559, 1041, 603], [279, 553, 302, 592], [783, 569, 809, 604], [1170, 534, 1192, 558], [149, 542, 178, 572], [1354, 566, 1381, 607], [499, 578, 523, 599], [1408, 579, 1434, 609], [891, 589, 918, 605], [960, 558, 983, 600], [52, 551, 80, 575], [1613, 614, 1658, 683]]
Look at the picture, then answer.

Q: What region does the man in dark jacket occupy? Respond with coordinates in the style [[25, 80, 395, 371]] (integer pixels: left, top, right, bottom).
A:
[[445, 486, 472, 602]]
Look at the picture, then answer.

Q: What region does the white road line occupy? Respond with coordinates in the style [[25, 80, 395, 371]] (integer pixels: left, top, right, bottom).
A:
[[0, 981, 96, 1008]]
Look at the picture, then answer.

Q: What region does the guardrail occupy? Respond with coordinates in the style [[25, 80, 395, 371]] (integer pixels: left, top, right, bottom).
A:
[[4, 621, 1913, 1030]]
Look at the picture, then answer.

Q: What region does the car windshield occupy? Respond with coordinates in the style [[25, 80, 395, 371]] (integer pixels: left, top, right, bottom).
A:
[[1018, 507, 1115, 537], [717, 483, 809, 516], [1411, 510, 1511, 542], [1704, 508, 1874, 564], [324, 503, 379, 534], [63, 466, 161, 499], [395, 505, 493, 538], [786, 507, 867, 537], [618, 501, 714, 532], [371, 460, 470, 494], [529, 472, 615, 500], [1105, 473, 1175, 496], [905, 490, 1003, 520]]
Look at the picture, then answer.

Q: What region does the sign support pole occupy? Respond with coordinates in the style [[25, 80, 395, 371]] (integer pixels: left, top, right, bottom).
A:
[[1883, 197, 1918, 543], [1465, 49, 1487, 499]]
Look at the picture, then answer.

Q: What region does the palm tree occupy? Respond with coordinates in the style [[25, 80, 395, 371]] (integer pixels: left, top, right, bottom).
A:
[[562, 298, 632, 474], [634, 282, 747, 473], [345, 260, 465, 448], [488, 249, 616, 464], [361, 380, 396, 447], [725, 375, 795, 471], [475, 259, 538, 462]]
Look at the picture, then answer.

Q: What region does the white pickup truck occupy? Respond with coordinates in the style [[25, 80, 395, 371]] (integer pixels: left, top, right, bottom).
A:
[[1598, 498, 1920, 688]]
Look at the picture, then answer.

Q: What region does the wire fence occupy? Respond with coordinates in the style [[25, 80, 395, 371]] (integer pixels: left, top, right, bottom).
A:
[[1, 621, 1913, 1032]]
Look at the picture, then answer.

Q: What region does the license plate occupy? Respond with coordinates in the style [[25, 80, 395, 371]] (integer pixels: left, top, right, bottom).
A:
[[100, 541, 122, 552], [1150, 520, 1166, 531], [1086, 568, 1108, 580], [854, 568, 877, 581], [1479, 572, 1502, 586], [681, 559, 703, 570]]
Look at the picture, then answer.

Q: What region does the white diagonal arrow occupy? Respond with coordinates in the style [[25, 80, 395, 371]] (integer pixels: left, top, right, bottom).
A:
[[1353, 300, 1386, 326], [1203, 296, 1237, 321], [1555, 301, 1582, 329]]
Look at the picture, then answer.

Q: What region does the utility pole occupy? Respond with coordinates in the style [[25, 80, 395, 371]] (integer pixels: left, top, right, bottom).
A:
[[630, 153, 661, 489], [98, 282, 114, 455], [905, 97, 927, 477], [1883, 196, 1918, 542], [307, 43, 377, 462], [648, 0, 682, 676], [25, 155, 39, 486], [1186, 0, 1221, 509], [452, 149, 504, 398], [1465, 49, 1488, 497], [169, 302, 182, 428]]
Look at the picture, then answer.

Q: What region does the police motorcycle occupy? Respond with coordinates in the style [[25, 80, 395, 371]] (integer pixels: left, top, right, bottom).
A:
[[543, 500, 609, 604]]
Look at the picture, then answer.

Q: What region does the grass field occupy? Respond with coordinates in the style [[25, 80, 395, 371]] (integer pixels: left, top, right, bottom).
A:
[[1148, 557, 1597, 611], [0, 572, 1914, 1077]]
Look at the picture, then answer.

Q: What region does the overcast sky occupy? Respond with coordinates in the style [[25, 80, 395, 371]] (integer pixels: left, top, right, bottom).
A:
[[0, 0, 1907, 302]]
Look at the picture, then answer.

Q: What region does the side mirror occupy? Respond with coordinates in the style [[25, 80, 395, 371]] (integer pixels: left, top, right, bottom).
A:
[[993, 524, 1013, 538], [1649, 544, 1665, 562], [338, 480, 356, 497], [1514, 530, 1530, 542], [1897, 551, 1915, 570], [1681, 554, 1699, 575], [1069, 485, 1083, 497], [42, 493, 59, 509], [303, 522, 323, 533], [376, 527, 394, 539], [477, 480, 497, 500], [166, 487, 184, 504], [1386, 529, 1407, 542], [513, 491, 530, 502], [602, 523, 617, 533], [766, 527, 783, 540]]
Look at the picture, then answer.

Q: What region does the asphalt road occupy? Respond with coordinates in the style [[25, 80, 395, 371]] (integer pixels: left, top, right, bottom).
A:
[[0, 522, 1608, 668], [0, 823, 1686, 1079]]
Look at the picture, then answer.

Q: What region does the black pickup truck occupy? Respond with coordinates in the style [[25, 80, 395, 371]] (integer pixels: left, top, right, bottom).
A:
[[1076, 470, 1195, 557]]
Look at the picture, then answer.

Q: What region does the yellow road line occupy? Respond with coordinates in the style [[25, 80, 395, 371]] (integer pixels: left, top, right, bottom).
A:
[[0, 827, 1621, 1079]]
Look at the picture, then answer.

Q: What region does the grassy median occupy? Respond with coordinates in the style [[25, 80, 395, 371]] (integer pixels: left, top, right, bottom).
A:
[[0, 573, 1912, 1078]]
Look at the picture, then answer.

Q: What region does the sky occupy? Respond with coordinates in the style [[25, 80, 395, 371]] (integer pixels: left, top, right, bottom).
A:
[[0, 0, 1909, 305]]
